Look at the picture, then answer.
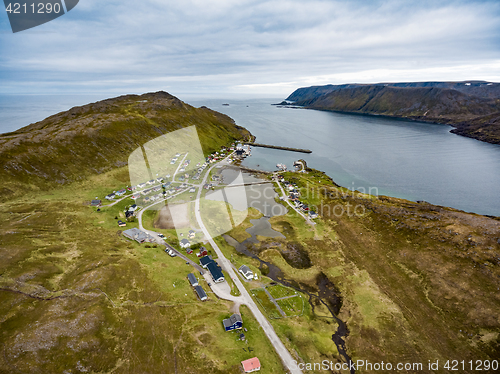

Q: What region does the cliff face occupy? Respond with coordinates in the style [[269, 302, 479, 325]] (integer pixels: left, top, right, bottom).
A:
[[286, 82, 500, 144], [0, 91, 250, 196]]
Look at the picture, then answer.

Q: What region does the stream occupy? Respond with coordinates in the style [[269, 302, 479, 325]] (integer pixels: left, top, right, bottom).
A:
[[223, 233, 355, 374]]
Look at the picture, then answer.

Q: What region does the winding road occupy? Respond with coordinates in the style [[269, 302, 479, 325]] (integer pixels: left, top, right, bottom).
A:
[[135, 151, 302, 374]]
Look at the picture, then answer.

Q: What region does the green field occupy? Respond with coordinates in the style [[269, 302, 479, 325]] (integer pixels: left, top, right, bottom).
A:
[[276, 296, 304, 317], [250, 288, 282, 319], [266, 284, 298, 299]]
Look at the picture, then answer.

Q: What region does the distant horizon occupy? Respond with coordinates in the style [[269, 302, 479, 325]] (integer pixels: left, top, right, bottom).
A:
[[0, 78, 499, 99]]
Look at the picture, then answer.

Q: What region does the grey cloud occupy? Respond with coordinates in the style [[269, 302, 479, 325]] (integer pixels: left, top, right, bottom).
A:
[[0, 0, 499, 96]]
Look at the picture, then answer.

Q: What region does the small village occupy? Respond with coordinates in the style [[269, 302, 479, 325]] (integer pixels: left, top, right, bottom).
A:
[[90, 141, 315, 373]]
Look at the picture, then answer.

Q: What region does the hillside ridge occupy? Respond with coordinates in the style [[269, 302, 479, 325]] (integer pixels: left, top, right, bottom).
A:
[[0, 91, 250, 196], [285, 82, 500, 144]]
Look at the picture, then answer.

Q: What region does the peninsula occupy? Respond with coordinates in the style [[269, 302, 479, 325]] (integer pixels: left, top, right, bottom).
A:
[[0, 92, 499, 374]]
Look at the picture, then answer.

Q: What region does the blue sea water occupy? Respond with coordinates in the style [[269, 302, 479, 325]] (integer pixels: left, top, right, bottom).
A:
[[0, 94, 111, 134], [1, 94, 500, 216]]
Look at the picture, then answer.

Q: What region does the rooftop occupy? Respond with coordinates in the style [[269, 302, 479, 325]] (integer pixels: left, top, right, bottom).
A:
[[241, 357, 260, 372]]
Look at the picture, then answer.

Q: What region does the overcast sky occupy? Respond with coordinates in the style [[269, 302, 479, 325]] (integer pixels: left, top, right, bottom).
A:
[[1, 0, 499, 98]]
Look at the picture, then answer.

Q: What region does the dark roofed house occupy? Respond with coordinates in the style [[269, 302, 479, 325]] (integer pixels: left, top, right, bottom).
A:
[[194, 285, 208, 301], [199, 255, 213, 268], [91, 199, 101, 207], [117, 220, 126, 227], [207, 261, 225, 283], [309, 211, 318, 219], [187, 273, 198, 287], [180, 239, 191, 248], [222, 314, 243, 331]]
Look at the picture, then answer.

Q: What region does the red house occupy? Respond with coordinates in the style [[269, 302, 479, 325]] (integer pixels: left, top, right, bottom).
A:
[[196, 246, 208, 257], [241, 357, 260, 373]]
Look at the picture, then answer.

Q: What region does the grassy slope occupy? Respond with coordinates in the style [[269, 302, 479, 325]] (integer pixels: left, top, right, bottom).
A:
[[288, 84, 500, 144], [0, 93, 287, 373], [0, 91, 250, 197], [2, 91, 500, 373], [0, 166, 286, 374], [221, 170, 500, 373]]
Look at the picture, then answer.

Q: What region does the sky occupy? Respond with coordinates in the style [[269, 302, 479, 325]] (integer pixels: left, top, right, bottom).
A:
[[1, 0, 500, 99]]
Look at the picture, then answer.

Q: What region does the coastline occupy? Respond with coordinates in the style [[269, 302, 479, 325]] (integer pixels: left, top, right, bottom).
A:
[[276, 103, 500, 146]]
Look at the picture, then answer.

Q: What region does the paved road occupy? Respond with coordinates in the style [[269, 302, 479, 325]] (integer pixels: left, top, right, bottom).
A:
[[134, 151, 302, 374], [275, 177, 315, 226], [194, 157, 303, 374]]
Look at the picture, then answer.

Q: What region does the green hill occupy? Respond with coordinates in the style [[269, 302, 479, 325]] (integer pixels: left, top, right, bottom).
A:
[[285, 81, 500, 144], [0, 91, 250, 196]]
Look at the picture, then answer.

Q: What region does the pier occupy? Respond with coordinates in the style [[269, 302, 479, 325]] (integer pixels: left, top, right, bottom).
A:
[[243, 142, 312, 154]]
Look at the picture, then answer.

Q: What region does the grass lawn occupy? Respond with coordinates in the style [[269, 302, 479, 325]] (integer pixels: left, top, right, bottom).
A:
[[276, 296, 304, 317], [250, 288, 282, 319], [266, 284, 297, 299]]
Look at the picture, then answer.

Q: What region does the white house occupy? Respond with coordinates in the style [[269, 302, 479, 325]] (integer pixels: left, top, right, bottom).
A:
[[238, 265, 254, 280]]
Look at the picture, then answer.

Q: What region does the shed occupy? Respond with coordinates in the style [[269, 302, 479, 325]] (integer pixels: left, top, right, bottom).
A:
[[194, 285, 208, 301], [187, 273, 198, 287], [241, 357, 260, 373]]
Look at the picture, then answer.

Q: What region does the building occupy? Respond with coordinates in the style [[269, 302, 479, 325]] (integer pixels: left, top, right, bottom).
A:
[[222, 314, 243, 331], [105, 193, 115, 200], [206, 261, 225, 283], [309, 211, 319, 219], [188, 230, 196, 239], [122, 228, 153, 244], [238, 265, 254, 280], [200, 255, 213, 268], [116, 189, 127, 196], [90, 200, 101, 207], [117, 220, 126, 227], [187, 273, 198, 287], [194, 285, 208, 301], [241, 357, 261, 373], [180, 239, 191, 248], [197, 247, 208, 258]]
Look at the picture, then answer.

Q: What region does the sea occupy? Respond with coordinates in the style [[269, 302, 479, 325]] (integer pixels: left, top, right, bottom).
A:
[[1, 94, 500, 216]]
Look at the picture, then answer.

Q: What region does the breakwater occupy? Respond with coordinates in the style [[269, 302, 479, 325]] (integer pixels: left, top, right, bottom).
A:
[[238, 166, 273, 175], [243, 142, 312, 153]]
